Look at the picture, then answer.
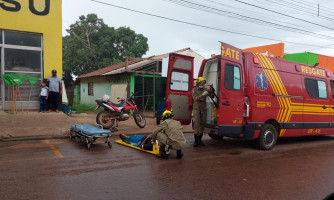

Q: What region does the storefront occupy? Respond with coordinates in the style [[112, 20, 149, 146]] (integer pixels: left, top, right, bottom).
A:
[[0, 0, 62, 110]]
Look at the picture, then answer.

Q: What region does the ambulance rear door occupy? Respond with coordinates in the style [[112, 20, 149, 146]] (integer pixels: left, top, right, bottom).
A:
[[165, 53, 194, 125], [219, 42, 245, 135]]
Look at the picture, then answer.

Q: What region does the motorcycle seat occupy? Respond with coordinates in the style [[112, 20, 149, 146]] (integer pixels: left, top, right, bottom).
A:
[[110, 101, 124, 107]]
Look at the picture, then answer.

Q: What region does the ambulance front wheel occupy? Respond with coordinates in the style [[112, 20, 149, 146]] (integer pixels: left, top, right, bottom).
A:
[[258, 124, 278, 150]]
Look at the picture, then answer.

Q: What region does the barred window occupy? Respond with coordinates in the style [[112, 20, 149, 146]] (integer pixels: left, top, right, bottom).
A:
[[88, 83, 94, 96]]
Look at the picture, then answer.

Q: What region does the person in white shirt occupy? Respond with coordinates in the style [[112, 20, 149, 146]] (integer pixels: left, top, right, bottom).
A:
[[39, 81, 49, 113]]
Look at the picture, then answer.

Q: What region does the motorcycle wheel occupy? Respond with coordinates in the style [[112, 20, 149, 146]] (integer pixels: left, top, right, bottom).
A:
[[96, 110, 115, 129], [134, 110, 146, 128]]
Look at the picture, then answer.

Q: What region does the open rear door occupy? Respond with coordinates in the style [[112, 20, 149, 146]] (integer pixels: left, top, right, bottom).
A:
[[219, 42, 245, 134], [165, 53, 194, 125]]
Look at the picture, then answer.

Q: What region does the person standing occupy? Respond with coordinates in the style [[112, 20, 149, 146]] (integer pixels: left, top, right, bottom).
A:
[[192, 77, 209, 147], [47, 69, 62, 113], [39, 81, 49, 113], [152, 110, 186, 159]]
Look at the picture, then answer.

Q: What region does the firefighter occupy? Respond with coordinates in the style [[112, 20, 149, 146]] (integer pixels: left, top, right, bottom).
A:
[[152, 110, 186, 159], [192, 77, 209, 147]]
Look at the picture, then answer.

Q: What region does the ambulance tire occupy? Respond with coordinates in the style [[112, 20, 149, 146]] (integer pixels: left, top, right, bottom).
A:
[[208, 133, 223, 140], [258, 124, 278, 150]]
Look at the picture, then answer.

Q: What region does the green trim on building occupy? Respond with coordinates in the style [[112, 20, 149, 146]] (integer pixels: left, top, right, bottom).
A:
[[130, 74, 135, 96], [284, 52, 319, 66]]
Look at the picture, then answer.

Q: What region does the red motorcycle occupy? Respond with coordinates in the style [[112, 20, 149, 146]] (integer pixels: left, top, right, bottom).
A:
[[95, 94, 146, 129]]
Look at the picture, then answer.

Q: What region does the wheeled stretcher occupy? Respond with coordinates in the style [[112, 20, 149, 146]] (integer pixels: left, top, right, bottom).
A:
[[70, 124, 112, 150]]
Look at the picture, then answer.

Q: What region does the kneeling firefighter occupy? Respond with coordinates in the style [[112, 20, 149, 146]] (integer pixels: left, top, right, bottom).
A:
[[192, 77, 209, 147], [152, 110, 186, 159]]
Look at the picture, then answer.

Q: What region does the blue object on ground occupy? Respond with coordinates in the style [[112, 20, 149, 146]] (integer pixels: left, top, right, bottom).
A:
[[158, 101, 165, 117], [71, 124, 111, 135], [125, 135, 146, 146]]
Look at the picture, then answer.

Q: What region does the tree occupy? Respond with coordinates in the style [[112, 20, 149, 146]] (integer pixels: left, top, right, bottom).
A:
[[63, 13, 149, 87]]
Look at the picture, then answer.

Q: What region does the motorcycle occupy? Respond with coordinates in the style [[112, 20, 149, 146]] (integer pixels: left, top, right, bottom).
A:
[[95, 94, 146, 129]]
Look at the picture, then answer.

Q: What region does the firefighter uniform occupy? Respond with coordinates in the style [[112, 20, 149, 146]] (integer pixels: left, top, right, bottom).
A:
[[152, 111, 186, 159], [192, 77, 208, 147]]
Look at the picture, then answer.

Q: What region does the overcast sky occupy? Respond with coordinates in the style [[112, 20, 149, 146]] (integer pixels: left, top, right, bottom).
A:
[[62, 0, 334, 58]]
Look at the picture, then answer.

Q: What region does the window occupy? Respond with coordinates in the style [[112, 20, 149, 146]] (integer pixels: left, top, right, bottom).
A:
[[305, 78, 327, 99], [4, 48, 41, 72], [173, 59, 192, 70], [330, 80, 334, 98], [4, 31, 41, 47], [170, 71, 189, 91], [0, 30, 43, 104], [225, 63, 241, 90], [88, 83, 94, 96]]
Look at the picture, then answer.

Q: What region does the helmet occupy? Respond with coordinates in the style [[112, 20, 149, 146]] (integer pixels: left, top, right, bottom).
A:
[[196, 77, 206, 88], [162, 110, 174, 120], [196, 77, 206, 84]]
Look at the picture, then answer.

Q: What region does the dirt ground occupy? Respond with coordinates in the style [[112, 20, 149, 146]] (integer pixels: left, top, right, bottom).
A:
[[0, 111, 193, 139]]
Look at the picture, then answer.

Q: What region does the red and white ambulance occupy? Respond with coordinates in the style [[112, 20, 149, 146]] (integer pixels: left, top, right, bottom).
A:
[[165, 42, 334, 150]]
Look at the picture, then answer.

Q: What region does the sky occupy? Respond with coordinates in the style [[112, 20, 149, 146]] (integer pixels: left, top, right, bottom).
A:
[[62, 0, 334, 58]]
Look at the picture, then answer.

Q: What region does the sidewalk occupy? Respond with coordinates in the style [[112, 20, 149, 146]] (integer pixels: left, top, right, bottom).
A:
[[0, 111, 194, 141]]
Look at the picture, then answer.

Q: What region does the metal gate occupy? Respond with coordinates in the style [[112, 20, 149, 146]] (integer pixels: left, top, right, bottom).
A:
[[134, 75, 166, 117]]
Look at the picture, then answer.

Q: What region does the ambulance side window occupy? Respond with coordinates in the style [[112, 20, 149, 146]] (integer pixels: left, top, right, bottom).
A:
[[224, 63, 241, 90], [305, 78, 327, 99], [330, 80, 334, 98]]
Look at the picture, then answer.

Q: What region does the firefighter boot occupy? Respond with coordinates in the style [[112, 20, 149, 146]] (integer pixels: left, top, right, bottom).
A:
[[194, 135, 200, 147], [176, 150, 183, 159], [199, 134, 205, 146], [156, 145, 169, 159]]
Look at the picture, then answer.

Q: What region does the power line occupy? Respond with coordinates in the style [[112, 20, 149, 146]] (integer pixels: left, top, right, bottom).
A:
[[289, 0, 334, 15], [90, 0, 334, 50], [202, 0, 326, 32], [267, 0, 334, 21], [230, 0, 334, 29], [164, 0, 334, 41]]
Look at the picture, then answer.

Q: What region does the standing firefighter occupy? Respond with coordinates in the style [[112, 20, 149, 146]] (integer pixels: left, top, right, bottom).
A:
[[192, 77, 209, 147], [152, 110, 186, 159]]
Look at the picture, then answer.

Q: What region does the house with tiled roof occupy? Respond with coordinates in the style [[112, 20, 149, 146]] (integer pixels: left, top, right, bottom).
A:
[[76, 48, 204, 116]]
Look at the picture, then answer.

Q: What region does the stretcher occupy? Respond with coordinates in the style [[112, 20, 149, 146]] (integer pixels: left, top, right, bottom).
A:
[[70, 124, 112, 150], [115, 139, 160, 155]]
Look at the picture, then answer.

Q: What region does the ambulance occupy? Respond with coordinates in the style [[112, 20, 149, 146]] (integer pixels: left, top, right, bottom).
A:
[[165, 42, 334, 150]]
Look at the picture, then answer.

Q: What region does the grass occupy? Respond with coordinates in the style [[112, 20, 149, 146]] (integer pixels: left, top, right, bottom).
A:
[[71, 100, 103, 114]]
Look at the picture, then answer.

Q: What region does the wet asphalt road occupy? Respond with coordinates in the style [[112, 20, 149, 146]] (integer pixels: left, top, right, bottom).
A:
[[1, 134, 334, 200]]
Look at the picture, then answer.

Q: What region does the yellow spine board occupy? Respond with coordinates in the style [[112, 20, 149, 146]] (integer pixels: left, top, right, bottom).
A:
[[115, 140, 160, 155]]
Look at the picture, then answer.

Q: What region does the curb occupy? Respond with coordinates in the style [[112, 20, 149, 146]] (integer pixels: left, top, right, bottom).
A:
[[0, 131, 195, 142]]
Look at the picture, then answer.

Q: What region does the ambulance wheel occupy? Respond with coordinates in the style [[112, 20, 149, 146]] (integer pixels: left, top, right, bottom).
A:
[[208, 133, 223, 140], [258, 124, 277, 150]]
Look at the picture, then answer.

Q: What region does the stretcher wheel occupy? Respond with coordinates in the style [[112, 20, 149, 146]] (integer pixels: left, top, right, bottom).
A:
[[75, 136, 80, 143], [107, 141, 112, 148], [69, 134, 73, 140], [87, 143, 92, 150]]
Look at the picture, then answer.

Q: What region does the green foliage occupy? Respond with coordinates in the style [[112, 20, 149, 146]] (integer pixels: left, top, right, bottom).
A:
[[63, 13, 149, 87]]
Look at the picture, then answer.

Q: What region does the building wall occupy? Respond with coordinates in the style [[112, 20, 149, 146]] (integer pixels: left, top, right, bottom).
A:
[[284, 52, 318, 66], [0, 0, 62, 110], [0, 0, 62, 78], [80, 76, 111, 105], [318, 55, 334, 73], [243, 43, 284, 58]]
